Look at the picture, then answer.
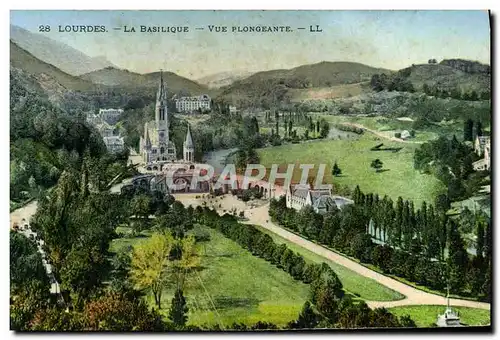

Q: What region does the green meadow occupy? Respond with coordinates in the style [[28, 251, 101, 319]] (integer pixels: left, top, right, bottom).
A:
[[110, 225, 310, 327], [258, 133, 445, 207]]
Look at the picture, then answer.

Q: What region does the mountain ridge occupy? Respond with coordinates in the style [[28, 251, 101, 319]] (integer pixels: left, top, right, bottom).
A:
[[10, 24, 115, 76]]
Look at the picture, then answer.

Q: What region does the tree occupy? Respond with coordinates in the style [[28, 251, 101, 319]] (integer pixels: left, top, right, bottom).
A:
[[310, 266, 344, 321], [172, 235, 200, 289], [463, 119, 474, 142], [447, 219, 468, 292], [399, 315, 417, 328], [130, 232, 175, 309], [319, 120, 330, 138], [131, 194, 152, 233], [82, 292, 165, 331], [475, 120, 483, 138], [168, 288, 188, 328], [294, 301, 319, 329], [332, 162, 342, 177], [29, 307, 83, 331], [370, 159, 383, 172], [60, 246, 108, 309], [435, 193, 450, 213], [349, 233, 373, 263]]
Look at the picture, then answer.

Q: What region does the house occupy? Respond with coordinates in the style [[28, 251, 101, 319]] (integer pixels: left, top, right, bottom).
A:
[[99, 108, 123, 125], [400, 130, 411, 140], [285, 184, 353, 214], [103, 136, 125, 153], [174, 94, 211, 113]]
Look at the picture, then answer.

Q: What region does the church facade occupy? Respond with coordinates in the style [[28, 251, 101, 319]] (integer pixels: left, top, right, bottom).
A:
[[139, 72, 195, 169]]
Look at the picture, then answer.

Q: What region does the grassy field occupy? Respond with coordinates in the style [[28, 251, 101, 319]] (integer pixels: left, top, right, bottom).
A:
[[110, 225, 310, 327], [258, 133, 445, 207], [388, 305, 490, 328], [252, 225, 404, 302]]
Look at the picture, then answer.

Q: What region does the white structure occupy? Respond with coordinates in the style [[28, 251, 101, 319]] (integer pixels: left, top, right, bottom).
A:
[[95, 121, 115, 137], [86, 110, 124, 154], [474, 135, 490, 156], [436, 287, 462, 327], [473, 137, 491, 171], [103, 136, 125, 154], [183, 125, 195, 163], [86, 113, 101, 125], [99, 108, 123, 125], [285, 184, 353, 214], [400, 130, 411, 139], [229, 105, 238, 114], [175, 94, 211, 113], [139, 72, 195, 167]]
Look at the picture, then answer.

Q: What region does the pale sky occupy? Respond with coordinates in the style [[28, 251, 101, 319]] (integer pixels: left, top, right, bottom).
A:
[[10, 10, 491, 79]]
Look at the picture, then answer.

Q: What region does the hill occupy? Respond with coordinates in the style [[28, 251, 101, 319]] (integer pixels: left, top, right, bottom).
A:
[[217, 61, 392, 107], [196, 70, 254, 89], [405, 62, 490, 93], [440, 59, 490, 75], [81, 67, 211, 96], [10, 40, 96, 92], [369, 59, 491, 96], [10, 25, 115, 76]]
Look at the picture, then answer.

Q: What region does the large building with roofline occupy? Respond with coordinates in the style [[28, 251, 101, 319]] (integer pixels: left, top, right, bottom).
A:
[[285, 184, 353, 214]]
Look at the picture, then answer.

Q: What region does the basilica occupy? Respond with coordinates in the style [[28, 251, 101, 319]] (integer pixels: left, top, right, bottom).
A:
[[139, 71, 195, 170]]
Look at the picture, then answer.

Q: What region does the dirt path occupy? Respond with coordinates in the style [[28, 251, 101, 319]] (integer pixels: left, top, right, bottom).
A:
[[341, 122, 424, 144], [243, 204, 490, 311]]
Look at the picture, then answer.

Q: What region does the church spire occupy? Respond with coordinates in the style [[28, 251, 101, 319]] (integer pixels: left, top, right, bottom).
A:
[[183, 124, 194, 163], [145, 127, 151, 148], [185, 124, 194, 148], [157, 69, 166, 101]]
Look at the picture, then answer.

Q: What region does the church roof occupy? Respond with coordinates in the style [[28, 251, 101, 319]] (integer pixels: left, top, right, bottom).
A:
[[185, 125, 194, 148]]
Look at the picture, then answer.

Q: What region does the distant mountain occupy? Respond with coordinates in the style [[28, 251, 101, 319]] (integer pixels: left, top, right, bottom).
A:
[[10, 40, 96, 93], [81, 67, 211, 96], [217, 61, 392, 107], [196, 70, 254, 89], [10, 25, 115, 76]]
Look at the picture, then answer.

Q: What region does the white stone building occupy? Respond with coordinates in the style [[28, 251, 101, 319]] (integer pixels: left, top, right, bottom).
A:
[[86, 111, 123, 154], [175, 94, 211, 113], [139, 72, 195, 168], [473, 137, 491, 171], [103, 136, 125, 154], [285, 184, 353, 214], [99, 108, 123, 125]]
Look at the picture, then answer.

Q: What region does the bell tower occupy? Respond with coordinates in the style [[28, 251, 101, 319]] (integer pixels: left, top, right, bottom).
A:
[[183, 124, 195, 163], [156, 70, 168, 145]]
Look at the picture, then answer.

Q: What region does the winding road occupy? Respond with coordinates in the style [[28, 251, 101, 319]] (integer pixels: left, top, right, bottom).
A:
[[243, 204, 490, 311]]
